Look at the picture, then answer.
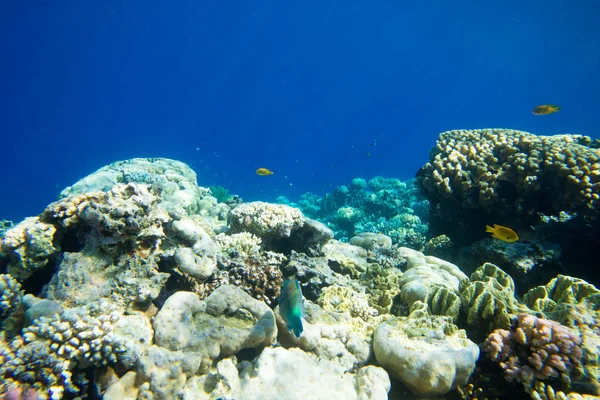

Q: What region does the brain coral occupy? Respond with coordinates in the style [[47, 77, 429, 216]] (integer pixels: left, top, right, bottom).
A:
[[416, 129, 600, 240]]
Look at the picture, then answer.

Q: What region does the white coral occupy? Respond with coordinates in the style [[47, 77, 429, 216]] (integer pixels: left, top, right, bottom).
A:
[[229, 201, 304, 237], [216, 232, 262, 258]]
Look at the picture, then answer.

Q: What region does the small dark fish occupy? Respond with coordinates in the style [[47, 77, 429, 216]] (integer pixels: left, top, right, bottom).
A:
[[532, 104, 560, 115]]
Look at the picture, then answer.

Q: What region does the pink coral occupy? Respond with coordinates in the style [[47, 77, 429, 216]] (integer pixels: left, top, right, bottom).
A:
[[483, 313, 583, 386]]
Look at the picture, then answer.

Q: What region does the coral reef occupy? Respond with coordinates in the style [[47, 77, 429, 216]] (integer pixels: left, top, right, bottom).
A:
[[416, 128, 600, 287], [229, 201, 305, 238], [2, 155, 600, 400], [180, 347, 391, 400], [459, 262, 530, 337]]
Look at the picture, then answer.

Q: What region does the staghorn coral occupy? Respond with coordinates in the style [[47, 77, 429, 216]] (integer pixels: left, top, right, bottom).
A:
[[228, 201, 304, 238], [0, 335, 88, 400], [484, 313, 583, 392], [0, 274, 25, 337], [527, 380, 600, 400]]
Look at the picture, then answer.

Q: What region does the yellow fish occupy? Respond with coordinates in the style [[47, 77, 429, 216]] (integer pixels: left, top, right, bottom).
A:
[[532, 104, 560, 115], [256, 168, 274, 176], [486, 224, 518, 242]]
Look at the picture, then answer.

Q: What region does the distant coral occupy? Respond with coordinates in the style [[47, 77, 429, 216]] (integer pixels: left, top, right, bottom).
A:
[[0, 219, 14, 238], [279, 177, 429, 248], [208, 185, 233, 203]]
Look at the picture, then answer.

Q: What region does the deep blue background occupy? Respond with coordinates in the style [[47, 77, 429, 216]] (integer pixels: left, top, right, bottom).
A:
[[1, 1, 599, 221]]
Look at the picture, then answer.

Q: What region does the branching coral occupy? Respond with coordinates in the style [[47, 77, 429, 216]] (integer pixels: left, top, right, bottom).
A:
[[484, 313, 583, 389], [1, 300, 128, 399], [0, 274, 23, 320]]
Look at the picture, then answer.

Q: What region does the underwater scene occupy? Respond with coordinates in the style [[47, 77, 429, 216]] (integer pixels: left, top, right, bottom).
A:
[[2, 2, 600, 400]]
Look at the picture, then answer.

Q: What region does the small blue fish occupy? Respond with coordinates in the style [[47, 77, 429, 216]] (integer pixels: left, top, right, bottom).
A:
[[278, 279, 305, 338]]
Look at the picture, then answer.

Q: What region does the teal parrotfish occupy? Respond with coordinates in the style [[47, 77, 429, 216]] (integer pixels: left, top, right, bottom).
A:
[[278, 279, 305, 338]]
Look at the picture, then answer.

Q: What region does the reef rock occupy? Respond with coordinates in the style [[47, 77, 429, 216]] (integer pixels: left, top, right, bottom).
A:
[[373, 301, 479, 397], [459, 238, 561, 290], [152, 286, 277, 373], [275, 300, 380, 371], [180, 347, 391, 400], [397, 247, 466, 319]]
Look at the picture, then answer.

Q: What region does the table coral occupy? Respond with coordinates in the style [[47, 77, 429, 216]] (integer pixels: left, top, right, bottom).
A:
[[484, 313, 583, 390]]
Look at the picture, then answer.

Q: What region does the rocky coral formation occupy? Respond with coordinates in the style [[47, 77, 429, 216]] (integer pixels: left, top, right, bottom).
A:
[[229, 201, 305, 238], [459, 238, 562, 290], [276, 299, 381, 372], [0, 219, 14, 238], [416, 128, 600, 287], [373, 301, 479, 397], [180, 347, 391, 400], [396, 247, 466, 319]]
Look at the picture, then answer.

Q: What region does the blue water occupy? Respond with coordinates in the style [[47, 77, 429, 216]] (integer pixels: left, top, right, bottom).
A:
[[1, 1, 599, 222]]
